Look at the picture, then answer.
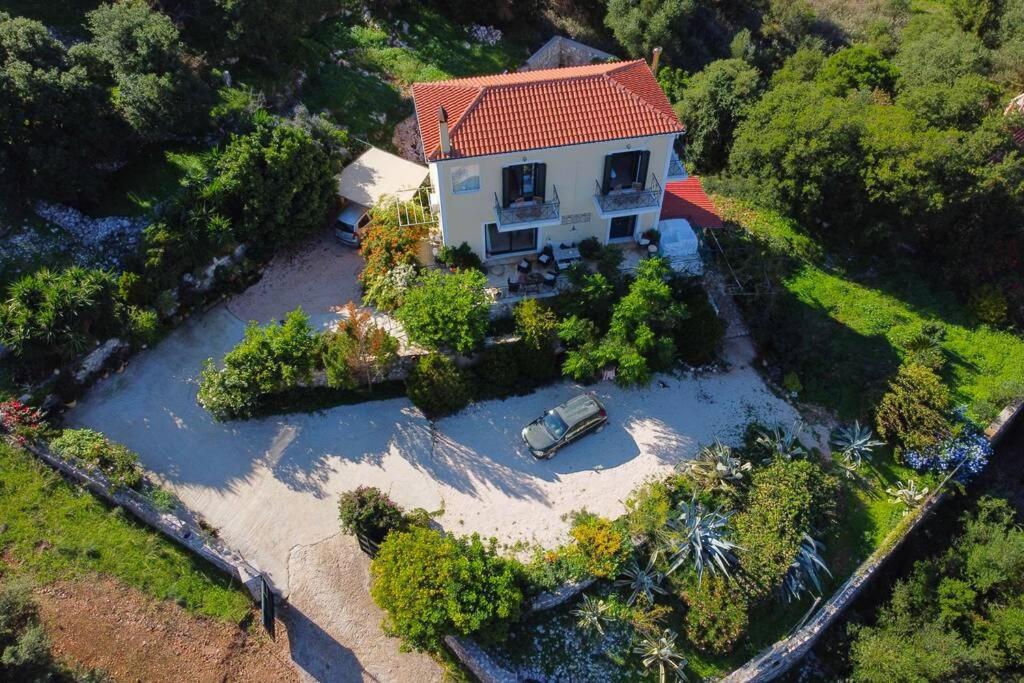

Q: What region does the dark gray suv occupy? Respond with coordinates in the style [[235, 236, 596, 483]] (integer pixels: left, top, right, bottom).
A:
[[521, 394, 607, 459]]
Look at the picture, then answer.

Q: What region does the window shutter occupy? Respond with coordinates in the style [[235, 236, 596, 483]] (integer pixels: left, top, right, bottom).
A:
[[637, 151, 650, 188], [534, 163, 546, 201], [502, 167, 513, 207], [601, 155, 613, 194]]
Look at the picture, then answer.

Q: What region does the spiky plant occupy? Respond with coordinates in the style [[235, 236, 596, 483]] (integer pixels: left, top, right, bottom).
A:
[[571, 594, 611, 636], [887, 479, 929, 509], [615, 555, 667, 606], [755, 420, 809, 461], [830, 421, 884, 470], [782, 534, 832, 602], [662, 499, 740, 581], [678, 441, 752, 492], [634, 629, 688, 683]]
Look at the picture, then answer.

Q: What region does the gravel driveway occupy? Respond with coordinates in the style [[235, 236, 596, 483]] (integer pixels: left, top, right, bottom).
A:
[[65, 233, 802, 681]]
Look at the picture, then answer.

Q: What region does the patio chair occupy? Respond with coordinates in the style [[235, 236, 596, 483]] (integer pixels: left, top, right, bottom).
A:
[[507, 277, 520, 293]]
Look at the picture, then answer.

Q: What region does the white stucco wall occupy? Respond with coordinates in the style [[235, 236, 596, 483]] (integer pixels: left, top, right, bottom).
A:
[[429, 134, 676, 260]]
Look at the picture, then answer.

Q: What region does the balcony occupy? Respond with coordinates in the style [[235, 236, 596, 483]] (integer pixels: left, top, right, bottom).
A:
[[667, 154, 686, 179], [494, 186, 560, 229], [593, 174, 663, 218]]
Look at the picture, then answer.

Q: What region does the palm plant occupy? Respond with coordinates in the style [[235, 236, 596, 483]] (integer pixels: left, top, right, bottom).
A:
[[830, 421, 884, 470], [571, 594, 611, 636], [887, 479, 929, 509], [755, 420, 809, 460], [782, 534, 832, 602], [615, 555, 667, 606], [678, 441, 752, 492], [634, 629, 688, 683], [662, 499, 740, 581]]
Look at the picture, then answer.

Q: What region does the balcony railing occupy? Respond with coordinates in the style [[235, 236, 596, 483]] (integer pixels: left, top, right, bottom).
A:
[[494, 186, 560, 228], [667, 154, 686, 179], [593, 174, 662, 214]]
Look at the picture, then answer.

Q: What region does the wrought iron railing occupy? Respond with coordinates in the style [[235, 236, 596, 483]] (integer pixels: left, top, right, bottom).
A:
[[494, 186, 560, 227], [593, 174, 662, 213], [667, 154, 685, 178]]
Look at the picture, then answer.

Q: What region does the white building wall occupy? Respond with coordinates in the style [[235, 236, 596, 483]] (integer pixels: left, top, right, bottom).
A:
[[429, 134, 675, 260]]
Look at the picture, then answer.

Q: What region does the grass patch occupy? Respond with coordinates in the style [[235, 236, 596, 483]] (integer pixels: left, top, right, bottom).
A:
[[86, 146, 207, 218], [714, 196, 1024, 422], [0, 441, 252, 622]]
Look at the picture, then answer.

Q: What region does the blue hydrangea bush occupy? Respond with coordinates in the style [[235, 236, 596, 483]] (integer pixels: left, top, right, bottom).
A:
[[903, 408, 991, 482]]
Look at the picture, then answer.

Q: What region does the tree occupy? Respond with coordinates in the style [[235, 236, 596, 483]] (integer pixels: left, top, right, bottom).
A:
[[0, 267, 121, 363], [213, 0, 340, 64], [513, 298, 559, 380], [948, 0, 1003, 43], [674, 58, 760, 173], [211, 117, 341, 246], [875, 362, 952, 451], [815, 44, 898, 96], [370, 527, 523, 651], [604, 0, 726, 70], [396, 270, 488, 354], [0, 13, 120, 200], [321, 302, 399, 390], [405, 353, 471, 418], [894, 15, 990, 89], [897, 74, 1000, 130]]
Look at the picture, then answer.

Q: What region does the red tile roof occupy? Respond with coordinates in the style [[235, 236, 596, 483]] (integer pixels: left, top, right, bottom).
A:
[[412, 60, 685, 161], [661, 177, 723, 228]]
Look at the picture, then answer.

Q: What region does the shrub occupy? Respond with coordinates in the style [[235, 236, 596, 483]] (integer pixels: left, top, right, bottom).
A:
[[397, 269, 489, 354], [437, 242, 484, 272], [197, 308, 319, 420], [0, 579, 53, 676], [321, 302, 399, 391], [0, 267, 121, 363], [733, 458, 839, 595], [875, 362, 953, 451], [126, 306, 161, 345], [472, 344, 523, 397], [624, 479, 673, 543], [968, 285, 1008, 327], [338, 486, 405, 544], [577, 236, 602, 259], [682, 574, 750, 654], [363, 262, 417, 312], [370, 527, 523, 651], [405, 354, 471, 418], [359, 201, 427, 287], [0, 401, 44, 445], [565, 511, 632, 579], [50, 428, 142, 490], [513, 298, 559, 381], [903, 410, 992, 482]]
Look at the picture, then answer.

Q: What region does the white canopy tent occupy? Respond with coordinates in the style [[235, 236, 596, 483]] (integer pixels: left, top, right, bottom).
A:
[[336, 147, 429, 207]]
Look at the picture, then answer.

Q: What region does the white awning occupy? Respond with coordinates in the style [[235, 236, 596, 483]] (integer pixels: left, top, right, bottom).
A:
[[337, 148, 429, 207]]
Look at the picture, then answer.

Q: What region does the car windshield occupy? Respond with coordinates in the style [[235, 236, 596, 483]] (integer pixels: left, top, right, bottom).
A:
[[542, 411, 568, 439]]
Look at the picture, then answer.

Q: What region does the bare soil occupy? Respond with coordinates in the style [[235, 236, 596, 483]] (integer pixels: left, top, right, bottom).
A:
[[34, 577, 297, 683]]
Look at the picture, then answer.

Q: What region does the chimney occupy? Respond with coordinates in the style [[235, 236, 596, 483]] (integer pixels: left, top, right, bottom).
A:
[[650, 46, 662, 73], [437, 106, 451, 156]]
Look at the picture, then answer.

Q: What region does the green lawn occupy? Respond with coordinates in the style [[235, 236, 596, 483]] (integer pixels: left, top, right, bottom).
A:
[[301, 5, 532, 147], [714, 197, 1024, 422], [0, 442, 252, 622], [86, 146, 207, 218]]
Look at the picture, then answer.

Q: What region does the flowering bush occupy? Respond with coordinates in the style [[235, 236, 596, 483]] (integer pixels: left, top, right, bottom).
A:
[[903, 410, 991, 482], [0, 400, 44, 444]]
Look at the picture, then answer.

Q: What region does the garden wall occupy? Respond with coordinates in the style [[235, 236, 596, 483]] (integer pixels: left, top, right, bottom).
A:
[[722, 399, 1024, 683], [519, 36, 616, 71]]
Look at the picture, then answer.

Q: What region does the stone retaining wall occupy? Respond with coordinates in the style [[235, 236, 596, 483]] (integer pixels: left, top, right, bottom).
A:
[[519, 36, 616, 72], [723, 399, 1024, 682]]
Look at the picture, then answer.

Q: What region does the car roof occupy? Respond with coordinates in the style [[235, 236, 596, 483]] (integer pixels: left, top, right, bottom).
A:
[[554, 394, 602, 425], [336, 202, 369, 224]]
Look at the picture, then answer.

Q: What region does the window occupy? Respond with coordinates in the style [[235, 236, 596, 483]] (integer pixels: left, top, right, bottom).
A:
[[609, 215, 637, 240], [601, 151, 650, 193], [485, 223, 537, 256], [451, 164, 480, 194], [502, 163, 546, 206]]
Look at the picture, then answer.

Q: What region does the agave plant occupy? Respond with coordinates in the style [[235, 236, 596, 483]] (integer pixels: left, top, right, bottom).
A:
[[782, 534, 832, 602], [830, 421, 884, 470], [887, 479, 929, 509], [571, 594, 611, 636], [678, 441, 752, 492], [755, 420, 809, 461], [662, 499, 740, 581], [634, 629, 688, 683], [615, 555, 667, 606]]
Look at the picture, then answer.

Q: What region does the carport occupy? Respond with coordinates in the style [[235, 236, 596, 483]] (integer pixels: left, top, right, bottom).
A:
[[337, 147, 429, 208]]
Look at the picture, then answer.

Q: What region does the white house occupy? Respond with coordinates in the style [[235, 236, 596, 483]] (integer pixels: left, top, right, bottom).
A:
[[411, 58, 687, 263]]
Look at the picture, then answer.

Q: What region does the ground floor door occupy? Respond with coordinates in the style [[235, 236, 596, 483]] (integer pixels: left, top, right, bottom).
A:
[[609, 214, 637, 241], [485, 223, 537, 257]]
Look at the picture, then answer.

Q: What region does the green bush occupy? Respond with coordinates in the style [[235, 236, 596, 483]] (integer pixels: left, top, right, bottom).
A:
[[472, 344, 524, 398], [513, 298, 559, 381], [875, 362, 953, 451], [405, 354, 471, 418], [437, 242, 484, 272], [338, 486, 406, 544], [968, 285, 1008, 327], [320, 303, 399, 391], [577, 236, 602, 259], [0, 267, 121, 363], [733, 458, 839, 596], [624, 478, 673, 544], [197, 308, 319, 420], [0, 580, 53, 678], [670, 278, 725, 366], [564, 511, 632, 579], [682, 574, 750, 654], [397, 269, 489, 354], [370, 527, 523, 651], [50, 428, 143, 490], [126, 306, 161, 345]]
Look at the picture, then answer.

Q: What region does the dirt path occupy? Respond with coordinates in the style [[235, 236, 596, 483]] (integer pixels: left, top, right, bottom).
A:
[[35, 577, 297, 683]]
